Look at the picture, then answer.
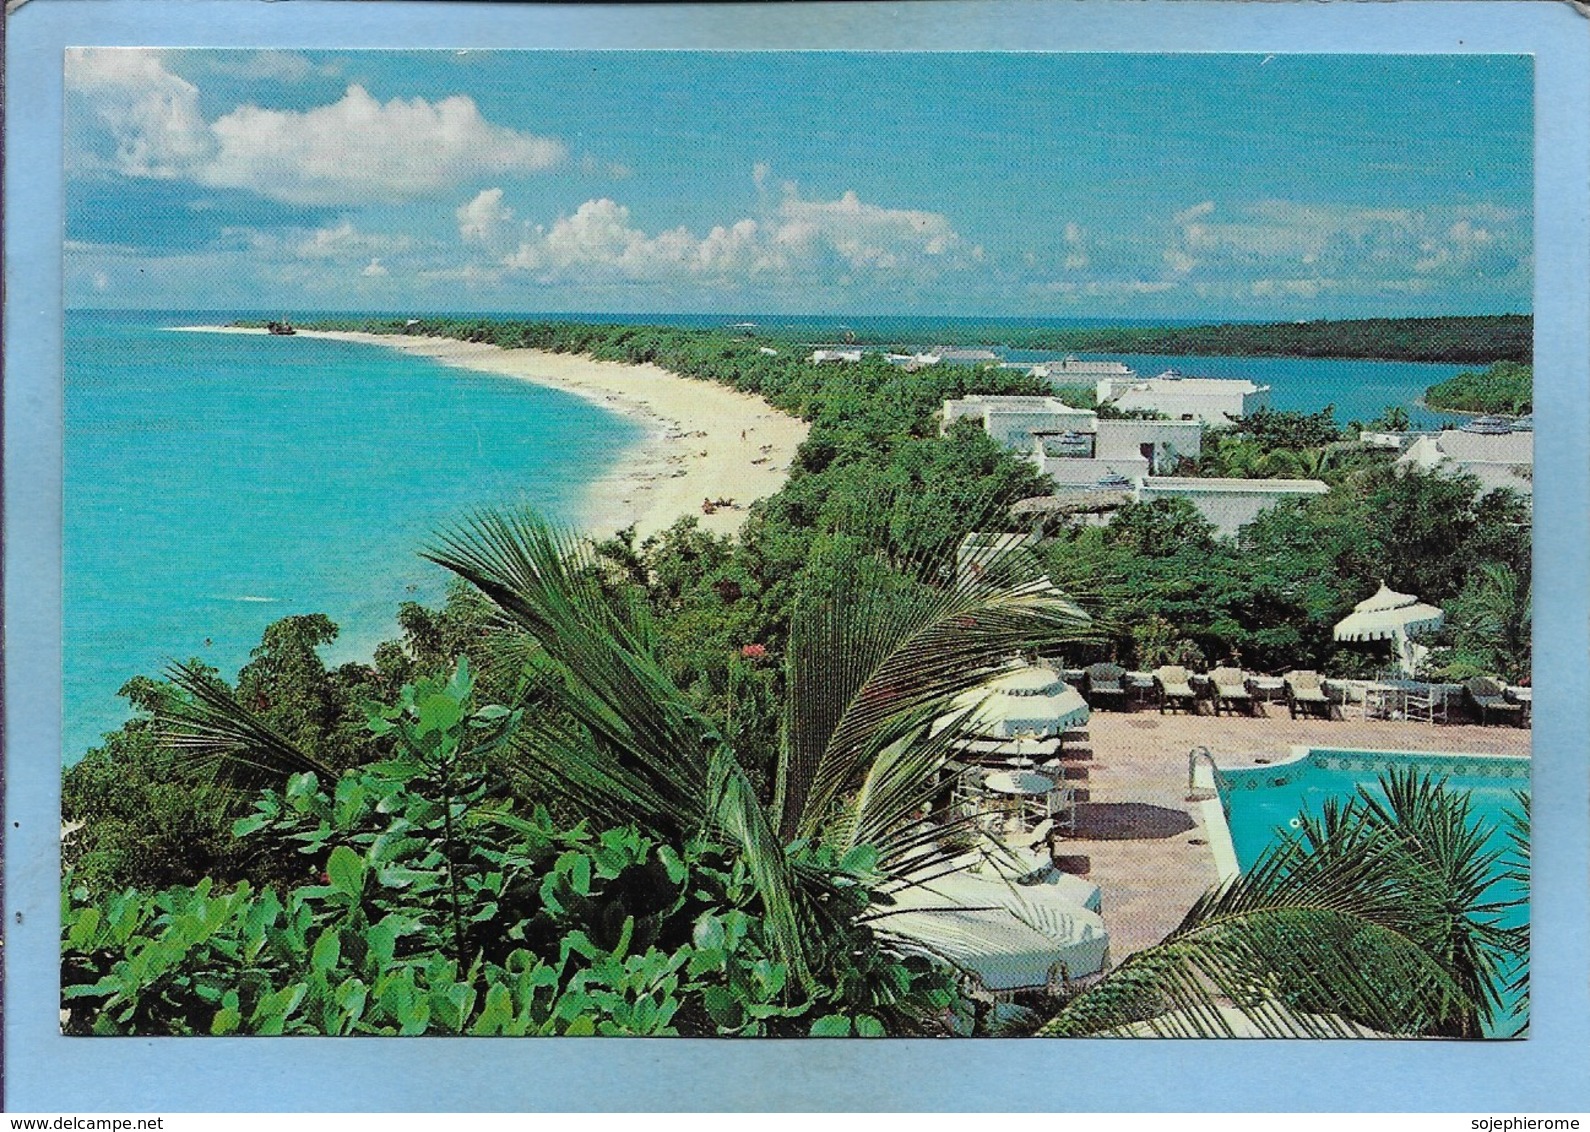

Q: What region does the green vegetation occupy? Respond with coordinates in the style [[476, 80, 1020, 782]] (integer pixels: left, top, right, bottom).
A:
[[1424, 361, 1533, 416], [67, 316, 1530, 1037], [998, 314, 1531, 365], [236, 312, 1530, 364]]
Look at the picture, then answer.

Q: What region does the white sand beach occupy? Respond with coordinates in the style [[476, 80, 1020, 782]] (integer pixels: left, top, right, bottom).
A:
[[174, 327, 809, 540]]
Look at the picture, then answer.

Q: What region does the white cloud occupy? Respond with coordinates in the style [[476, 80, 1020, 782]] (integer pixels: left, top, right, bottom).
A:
[[294, 220, 413, 260], [92, 271, 110, 292], [360, 258, 389, 278], [202, 85, 566, 205], [66, 48, 214, 178], [67, 51, 569, 205], [208, 51, 330, 84], [1061, 222, 1089, 271], [457, 188, 517, 254], [489, 181, 974, 289], [1158, 198, 1528, 292]]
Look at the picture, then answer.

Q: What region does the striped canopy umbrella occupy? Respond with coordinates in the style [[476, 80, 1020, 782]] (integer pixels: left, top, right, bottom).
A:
[[1333, 582, 1444, 675], [942, 664, 1091, 739]]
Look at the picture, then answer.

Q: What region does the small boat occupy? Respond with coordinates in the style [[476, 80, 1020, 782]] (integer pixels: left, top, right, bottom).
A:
[[1462, 415, 1513, 434], [266, 320, 296, 336]]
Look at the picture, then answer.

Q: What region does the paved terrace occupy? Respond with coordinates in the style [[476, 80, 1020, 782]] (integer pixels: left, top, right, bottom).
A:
[[1050, 709, 1530, 960]]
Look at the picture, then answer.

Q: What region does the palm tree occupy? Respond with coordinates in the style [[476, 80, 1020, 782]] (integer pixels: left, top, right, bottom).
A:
[[1452, 562, 1531, 683], [420, 508, 1098, 985], [1037, 769, 1524, 1038], [158, 505, 1098, 1000]]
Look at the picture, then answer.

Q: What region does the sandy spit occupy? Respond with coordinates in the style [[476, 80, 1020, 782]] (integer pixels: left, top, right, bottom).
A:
[[172, 326, 809, 540]]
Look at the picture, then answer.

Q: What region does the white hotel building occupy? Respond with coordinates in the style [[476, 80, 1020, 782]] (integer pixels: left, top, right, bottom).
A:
[[944, 393, 1326, 537], [1093, 371, 1271, 426]]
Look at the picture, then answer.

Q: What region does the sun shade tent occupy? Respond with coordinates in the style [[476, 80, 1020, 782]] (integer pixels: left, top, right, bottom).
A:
[[1333, 582, 1445, 676], [941, 665, 1091, 739]]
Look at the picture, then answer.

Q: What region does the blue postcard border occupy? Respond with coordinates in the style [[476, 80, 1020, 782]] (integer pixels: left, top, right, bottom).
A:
[[5, 0, 1587, 1112]]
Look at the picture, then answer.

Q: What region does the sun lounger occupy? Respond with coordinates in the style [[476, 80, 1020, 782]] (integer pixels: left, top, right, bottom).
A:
[[1152, 665, 1200, 714], [1465, 676, 1524, 726], [1084, 663, 1130, 710], [1209, 666, 1255, 716], [1283, 670, 1333, 719]]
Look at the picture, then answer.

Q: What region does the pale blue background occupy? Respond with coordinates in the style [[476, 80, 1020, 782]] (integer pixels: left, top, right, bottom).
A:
[[6, 0, 1588, 1112]]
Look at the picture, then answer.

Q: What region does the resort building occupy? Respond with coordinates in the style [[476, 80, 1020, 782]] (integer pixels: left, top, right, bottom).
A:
[[930, 347, 1001, 366], [1135, 476, 1329, 536], [1396, 423, 1534, 496], [943, 395, 1203, 480], [1031, 356, 1137, 383], [944, 395, 1096, 451], [1095, 371, 1271, 426], [809, 348, 863, 364], [1359, 430, 1417, 451]]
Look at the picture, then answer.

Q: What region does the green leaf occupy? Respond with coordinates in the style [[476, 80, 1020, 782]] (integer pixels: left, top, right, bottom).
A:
[[854, 1013, 886, 1037], [809, 1014, 853, 1037], [231, 813, 272, 838], [326, 845, 366, 899], [65, 907, 102, 951], [311, 929, 341, 974], [211, 1007, 242, 1036], [692, 914, 725, 952], [415, 693, 464, 736], [701, 986, 745, 1031], [562, 1014, 597, 1037], [470, 984, 515, 1036]]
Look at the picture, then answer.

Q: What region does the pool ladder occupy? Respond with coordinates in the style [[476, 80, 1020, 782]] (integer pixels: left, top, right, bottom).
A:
[[1187, 745, 1228, 809]]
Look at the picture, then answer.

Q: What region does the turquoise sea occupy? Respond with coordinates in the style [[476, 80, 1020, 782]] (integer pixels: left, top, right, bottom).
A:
[[64, 309, 1481, 762], [64, 310, 642, 762]]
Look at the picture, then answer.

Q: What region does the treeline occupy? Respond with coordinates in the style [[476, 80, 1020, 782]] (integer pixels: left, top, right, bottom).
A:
[[234, 312, 1531, 364], [977, 314, 1531, 364], [1424, 361, 1533, 416]]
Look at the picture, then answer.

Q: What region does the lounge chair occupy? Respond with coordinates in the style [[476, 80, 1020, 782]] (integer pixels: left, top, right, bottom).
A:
[[1209, 667, 1255, 716], [1153, 665, 1199, 714], [1283, 670, 1333, 719], [1465, 676, 1524, 726], [1084, 663, 1130, 710]]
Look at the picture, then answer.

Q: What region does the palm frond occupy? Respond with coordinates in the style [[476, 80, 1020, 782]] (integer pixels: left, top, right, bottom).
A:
[[1350, 769, 1512, 1033], [1038, 816, 1478, 1038], [779, 534, 1095, 843], [153, 660, 332, 787], [426, 506, 822, 989], [425, 508, 717, 830]]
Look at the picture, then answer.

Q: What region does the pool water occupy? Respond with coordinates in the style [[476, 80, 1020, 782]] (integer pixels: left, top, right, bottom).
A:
[[1221, 748, 1530, 1038]]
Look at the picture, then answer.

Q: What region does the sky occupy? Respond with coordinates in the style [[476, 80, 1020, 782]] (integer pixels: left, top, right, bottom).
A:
[[63, 50, 1533, 319]]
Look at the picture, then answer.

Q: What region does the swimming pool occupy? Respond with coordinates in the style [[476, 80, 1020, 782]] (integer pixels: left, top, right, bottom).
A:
[[1207, 746, 1530, 1037]]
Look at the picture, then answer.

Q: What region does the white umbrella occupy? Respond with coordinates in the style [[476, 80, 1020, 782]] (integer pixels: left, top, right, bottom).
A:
[[1333, 582, 1444, 676], [941, 664, 1091, 739]]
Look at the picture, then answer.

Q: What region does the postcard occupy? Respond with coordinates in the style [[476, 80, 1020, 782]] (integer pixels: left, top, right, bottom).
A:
[[7, 0, 1589, 1114]]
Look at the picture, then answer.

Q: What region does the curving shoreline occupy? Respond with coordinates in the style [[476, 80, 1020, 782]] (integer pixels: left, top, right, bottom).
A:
[[173, 326, 809, 540]]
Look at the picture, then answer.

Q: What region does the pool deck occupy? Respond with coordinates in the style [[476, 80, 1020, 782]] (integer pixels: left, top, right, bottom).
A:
[[1052, 708, 1529, 960]]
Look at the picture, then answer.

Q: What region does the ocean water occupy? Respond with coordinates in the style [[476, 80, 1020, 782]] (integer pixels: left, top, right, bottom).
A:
[[64, 311, 642, 762], [1000, 349, 1475, 428]]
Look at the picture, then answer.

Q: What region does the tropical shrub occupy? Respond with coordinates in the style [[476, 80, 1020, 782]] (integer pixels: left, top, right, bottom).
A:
[[62, 658, 958, 1036]]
